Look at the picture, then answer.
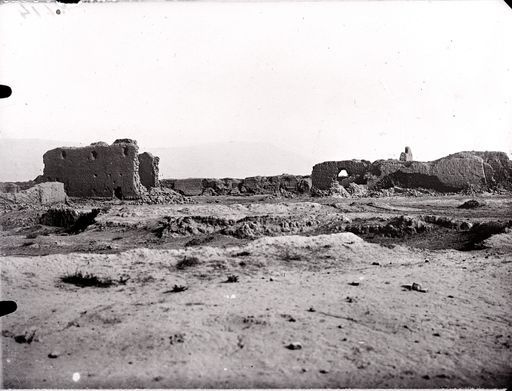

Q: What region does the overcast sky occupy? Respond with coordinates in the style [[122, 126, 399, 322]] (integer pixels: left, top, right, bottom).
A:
[[0, 0, 511, 170]]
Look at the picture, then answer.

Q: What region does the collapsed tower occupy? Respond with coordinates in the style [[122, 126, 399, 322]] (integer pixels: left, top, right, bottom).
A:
[[41, 139, 159, 199], [399, 146, 413, 162]]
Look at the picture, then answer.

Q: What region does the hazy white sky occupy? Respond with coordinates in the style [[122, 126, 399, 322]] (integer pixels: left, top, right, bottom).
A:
[[0, 0, 511, 167]]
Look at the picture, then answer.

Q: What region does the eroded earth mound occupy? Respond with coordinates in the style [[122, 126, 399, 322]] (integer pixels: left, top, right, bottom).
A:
[[1, 191, 511, 388]]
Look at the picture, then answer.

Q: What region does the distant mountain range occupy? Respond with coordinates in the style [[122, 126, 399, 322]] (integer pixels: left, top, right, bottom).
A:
[[0, 139, 314, 182]]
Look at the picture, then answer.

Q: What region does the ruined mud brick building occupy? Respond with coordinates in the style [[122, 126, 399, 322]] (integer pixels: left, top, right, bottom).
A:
[[312, 150, 512, 193], [41, 139, 159, 199]]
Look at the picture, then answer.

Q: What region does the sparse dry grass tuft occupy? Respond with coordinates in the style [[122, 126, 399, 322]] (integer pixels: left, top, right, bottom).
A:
[[60, 271, 115, 288], [224, 275, 239, 283]]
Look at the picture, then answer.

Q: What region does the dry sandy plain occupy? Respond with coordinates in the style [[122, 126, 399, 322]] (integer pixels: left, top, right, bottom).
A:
[[1, 194, 511, 388]]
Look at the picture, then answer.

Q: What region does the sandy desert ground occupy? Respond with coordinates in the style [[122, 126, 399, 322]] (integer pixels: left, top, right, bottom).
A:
[[1, 194, 511, 388]]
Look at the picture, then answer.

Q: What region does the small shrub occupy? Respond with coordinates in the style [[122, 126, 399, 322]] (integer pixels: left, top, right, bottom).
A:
[[60, 271, 114, 288], [224, 275, 239, 283], [164, 284, 189, 293], [176, 256, 200, 270]]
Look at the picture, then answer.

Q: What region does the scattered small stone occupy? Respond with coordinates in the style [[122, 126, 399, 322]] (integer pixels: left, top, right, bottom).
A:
[[65, 320, 80, 328], [48, 351, 60, 359], [348, 282, 360, 286], [345, 296, 355, 303], [285, 342, 302, 350], [342, 337, 347, 341], [14, 335, 29, 344], [433, 332, 441, 337], [401, 282, 428, 293], [169, 333, 185, 345], [422, 375, 430, 380], [281, 314, 296, 322], [458, 199, 484, 209], [371, 262, 380, 266], [224, 275, 239, 283], [412, 284, 425, 291], [319, 369, 329, 374], [14, 328, 37, 344], [307, 307, 316, 312]]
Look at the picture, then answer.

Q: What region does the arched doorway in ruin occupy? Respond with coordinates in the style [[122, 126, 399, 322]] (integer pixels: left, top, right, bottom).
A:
[[337, 169, 351, 187]]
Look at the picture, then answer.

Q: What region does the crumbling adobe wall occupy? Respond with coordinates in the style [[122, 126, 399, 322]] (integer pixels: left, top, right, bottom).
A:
[[311, 160, 371, 190], [0, 182, 67, 207], [312, 151, 512, 193], [202, 178, 242, 195], [42, 139, 145, 199], [138, 152, 160, 189], [0, 181, 36, 194], [241, 176, 279, 194], [170, 178, 204, 196], [161, 175, 311, 196], [455, 151, 512, 189], [370, 153, 489, 191]]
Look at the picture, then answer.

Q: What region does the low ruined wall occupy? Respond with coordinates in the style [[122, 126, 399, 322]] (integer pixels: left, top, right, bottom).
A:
[[0, 182, 67, 206], [161, 175, 311, 196], [371, 154, 488, 191], [454, 151, 512, 188], [165, 178, 204, 196], [42, 140, 144, 199], [0, 181, 37, 193], [202, 178, 242, 195]]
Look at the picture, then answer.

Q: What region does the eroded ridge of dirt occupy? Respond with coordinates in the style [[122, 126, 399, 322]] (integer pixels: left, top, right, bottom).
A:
[[2, 195, 511, 256], [1, 232, 511, 388], [1, 194, 512, 387]]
